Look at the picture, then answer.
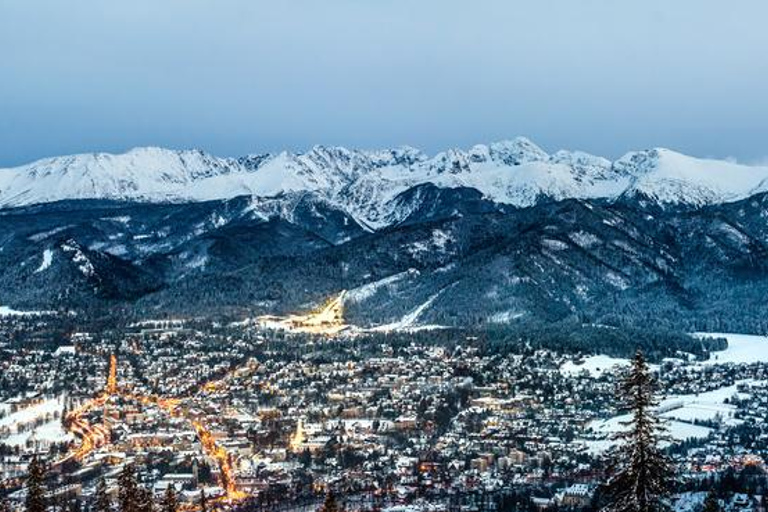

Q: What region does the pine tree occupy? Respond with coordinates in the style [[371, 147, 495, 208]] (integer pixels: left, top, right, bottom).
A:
[[199, 489, 207, 512], [136, 486, 154, 512], [25, 456, 47, 512], [93, 478, 112, 512], [702, 489, 721, 512], [601, 351, 673, 512], [118, 465, 139, 512], [318, 491, 343, 512], [68, 498, 83, 512], [0, 488, 12, 512], [160, 486, 177, 512]]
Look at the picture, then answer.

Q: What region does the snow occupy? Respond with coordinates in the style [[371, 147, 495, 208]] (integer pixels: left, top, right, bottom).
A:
[[182, 253, 208, 270], [102, 215, 131, 224], [61, 239, 95, 277], [619, 149, 768, 205], [541, 238, 569, 251], [693, 332, 768, 365], [346, 269, 418, 303], [487, 310, 526, 324], [34, 249, 53, 273], [407, 230, 454, 257], [674, 492, 707, 512], [27, 225, 73, 242], [369, 291, 445, 332], [0, 397, 63, 428], [560, 355, 631, 377], [0, 306, 53, 316], [657, 382, 754, 426], [4, 139, 768, 228], [560, 332, 768, 379], [583, 379, 761, 454], [0, 396, 74, 447], [586, 416, 712, 454], [604, 271, 629, 290]]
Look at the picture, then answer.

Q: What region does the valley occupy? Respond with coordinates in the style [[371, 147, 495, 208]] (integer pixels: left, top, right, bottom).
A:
[[3, 140, 768, 511], [1, 312, 767, 511]]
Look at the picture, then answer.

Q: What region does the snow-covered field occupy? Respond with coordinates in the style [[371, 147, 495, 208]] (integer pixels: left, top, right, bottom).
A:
[[569, 333, 768, 454], [561, 332, 768, 378], [584, 416, 711, 455], [657, 381, 757, 426], [583, 379, 761, 454], [0, 306, 54, 316], [0, 396, 73, 447], [694, 332, 768, 365], [560, 355, 631, 377]]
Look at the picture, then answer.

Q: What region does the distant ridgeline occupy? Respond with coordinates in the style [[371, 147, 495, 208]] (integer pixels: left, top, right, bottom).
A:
[[2, 139, 768, 344]]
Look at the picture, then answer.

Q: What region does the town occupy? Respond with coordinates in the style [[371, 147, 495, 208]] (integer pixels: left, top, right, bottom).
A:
[[1, 311, 768, 512]]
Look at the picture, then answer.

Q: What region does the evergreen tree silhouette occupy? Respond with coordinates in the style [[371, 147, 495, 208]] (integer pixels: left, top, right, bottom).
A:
[[0, 485, 12, 512], [199, 489, 207, 512], [702, 490, 721, 512], [136, 486, 154, 512], [94, 477, 112, 512], [160, 486, 177, 512], [118, 465, 139, 512], [318, 491, 343, 512], [25, 456, 47, 512], [601, 351, 673, 512]]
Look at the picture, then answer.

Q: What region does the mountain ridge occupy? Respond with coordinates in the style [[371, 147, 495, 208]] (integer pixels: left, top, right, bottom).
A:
[[3, 138, 768, 332], [3, 138, 768, 230], [1, 191, 768, 334]]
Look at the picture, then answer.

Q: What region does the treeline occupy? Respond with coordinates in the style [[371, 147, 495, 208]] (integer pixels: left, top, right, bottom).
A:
[[312, 320, 728, 362], [0, 459, 193, 512], [475, 320, 727, 361]]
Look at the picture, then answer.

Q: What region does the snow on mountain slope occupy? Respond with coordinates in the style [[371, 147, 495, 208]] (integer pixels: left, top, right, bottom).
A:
[[0, 147, 251, 207], [3, 139, 768, 226], [618, 148, 768, 205]]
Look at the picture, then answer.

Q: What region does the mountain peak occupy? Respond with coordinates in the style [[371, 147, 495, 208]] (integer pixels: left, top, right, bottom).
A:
[[488, 137, 550, 165], [3, 140, 768, 218]]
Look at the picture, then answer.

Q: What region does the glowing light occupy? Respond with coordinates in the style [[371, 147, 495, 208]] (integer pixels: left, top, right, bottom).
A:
[[289, 419, 306, 452], [192, 421, 247, 501], [259, 291, 348, 335], [59, 350, 251, 504], [106, 354, 118, 395]]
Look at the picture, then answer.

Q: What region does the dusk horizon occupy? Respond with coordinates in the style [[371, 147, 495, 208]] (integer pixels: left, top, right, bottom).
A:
[[2, 1, 768, 166]]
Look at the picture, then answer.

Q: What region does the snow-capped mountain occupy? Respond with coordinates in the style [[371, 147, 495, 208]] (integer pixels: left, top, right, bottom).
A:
[[4, 137, 768, 332], [3, 138, 768, 229]]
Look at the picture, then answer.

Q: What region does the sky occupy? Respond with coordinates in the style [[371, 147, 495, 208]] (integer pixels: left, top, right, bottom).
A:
[[1, 0, 767, 167]]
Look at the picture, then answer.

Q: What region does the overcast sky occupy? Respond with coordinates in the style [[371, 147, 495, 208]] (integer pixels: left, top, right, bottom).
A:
[[1, 0, 766, 166]]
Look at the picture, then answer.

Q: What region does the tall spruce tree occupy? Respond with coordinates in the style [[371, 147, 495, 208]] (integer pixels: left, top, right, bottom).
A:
[[702, 489, 721, 512], [601, 351, 673, 512], [160, 486, 177, 512], [136, 486, 154, 512], [0, 486, 12, 512], [118, 465, 139, 512], [318, 491, 343, 512], [68, 498, 83, 512], [93, 478, 112, 512], [25, 456, 47, 512], [198, 489, 207, 512]]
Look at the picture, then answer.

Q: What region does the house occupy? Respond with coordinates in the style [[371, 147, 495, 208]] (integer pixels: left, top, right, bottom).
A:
[[558, 484, 593, 508]]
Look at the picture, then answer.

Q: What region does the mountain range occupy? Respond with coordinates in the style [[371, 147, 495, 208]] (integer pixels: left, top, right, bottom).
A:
[[2, 137, 768, 333]]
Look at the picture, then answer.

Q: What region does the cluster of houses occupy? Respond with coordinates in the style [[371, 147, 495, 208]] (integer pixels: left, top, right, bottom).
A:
[[2, 317, 768, 510]]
